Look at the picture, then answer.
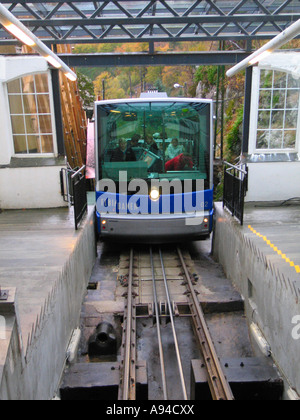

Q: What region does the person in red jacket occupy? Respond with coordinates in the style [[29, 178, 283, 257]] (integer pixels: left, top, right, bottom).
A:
[[165, 153, 193, 171]]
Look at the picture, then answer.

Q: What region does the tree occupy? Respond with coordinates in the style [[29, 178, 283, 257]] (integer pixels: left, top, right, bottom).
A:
[[77, 71, 95, 108], [94, 71, 127, 100], [162, 66, 195, 96]]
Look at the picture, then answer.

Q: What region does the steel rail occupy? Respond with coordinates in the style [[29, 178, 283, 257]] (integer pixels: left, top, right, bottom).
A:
[[159, 248, 188, 401], [119, 248, 136, 401], [150, 247, 168, 400], [177, 247, 234, 401]]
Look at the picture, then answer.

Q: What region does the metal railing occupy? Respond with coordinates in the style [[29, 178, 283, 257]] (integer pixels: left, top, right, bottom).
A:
[[223, 161, 248, 226], [60, 165, 76, 205], [60, 165, 87, 230]]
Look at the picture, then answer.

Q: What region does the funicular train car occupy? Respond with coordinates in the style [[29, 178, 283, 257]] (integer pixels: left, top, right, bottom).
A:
[[94, 93, 214, 243]]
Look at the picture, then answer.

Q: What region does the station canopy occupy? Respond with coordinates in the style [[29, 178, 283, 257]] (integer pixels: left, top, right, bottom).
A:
[[0, 0, 299, 47]]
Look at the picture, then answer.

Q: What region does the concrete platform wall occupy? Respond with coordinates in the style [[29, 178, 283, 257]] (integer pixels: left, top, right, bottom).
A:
[[213, 202, 300, 396], [245, 162, 300, 203], [0, 166, 66, 209], [0, 212, 96, 400]]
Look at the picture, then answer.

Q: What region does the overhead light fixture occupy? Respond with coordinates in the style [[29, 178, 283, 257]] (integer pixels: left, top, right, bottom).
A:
[[0, 3, 77, 82], [65, 72, 77, 82], [45, 55, 62, 69], [4, 23, 35, 47], [227, 18, 300, 77], [248, 50, 272, 66]]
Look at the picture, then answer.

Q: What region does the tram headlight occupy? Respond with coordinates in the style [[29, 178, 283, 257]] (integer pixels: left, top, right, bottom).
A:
[[150, 188, 160, 202]]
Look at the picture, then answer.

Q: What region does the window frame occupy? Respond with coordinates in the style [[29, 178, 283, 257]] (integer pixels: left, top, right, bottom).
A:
[[7, 72, 57, 158], [249, 66, 300, 155]]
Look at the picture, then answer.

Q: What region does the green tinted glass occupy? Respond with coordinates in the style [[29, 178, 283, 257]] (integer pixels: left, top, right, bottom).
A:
[[97, 101, 211, 183]]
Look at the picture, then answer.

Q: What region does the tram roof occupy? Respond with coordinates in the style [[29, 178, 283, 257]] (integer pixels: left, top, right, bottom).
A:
[[95, 97, 213, 106]]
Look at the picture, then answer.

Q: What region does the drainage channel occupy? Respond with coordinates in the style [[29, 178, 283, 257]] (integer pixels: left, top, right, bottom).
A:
[[59, 243, 284, 401]]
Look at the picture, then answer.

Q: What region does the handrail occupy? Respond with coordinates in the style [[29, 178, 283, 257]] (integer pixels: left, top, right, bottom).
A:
[[223, 161, 248, 175], [71, 165, 86, 179], [223, 161, 248, 225]]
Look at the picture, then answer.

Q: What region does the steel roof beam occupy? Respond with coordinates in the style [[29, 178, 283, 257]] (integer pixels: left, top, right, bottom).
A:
[[57, 50, 250, 67], [14, 15, 300, 27]]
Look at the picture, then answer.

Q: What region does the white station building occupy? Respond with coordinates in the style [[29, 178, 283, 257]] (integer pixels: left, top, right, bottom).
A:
[[0, 55, 67, 209], [245, 52, 300, 203]]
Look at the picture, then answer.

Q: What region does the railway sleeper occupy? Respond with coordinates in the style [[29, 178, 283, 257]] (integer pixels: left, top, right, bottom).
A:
[[191, 358, 284, 400], [60, 361, 148, 401]]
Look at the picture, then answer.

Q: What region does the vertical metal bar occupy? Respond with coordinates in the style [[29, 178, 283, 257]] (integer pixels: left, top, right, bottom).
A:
[[159, 248, 188, 401], [214, 65, 220, 159], [150, 247, 168, 400], [242, 66, 253, 154], [51, 69, 65, 156], [220, 64, 225, 160], [223, 166, 226, 209], [73, 176, 78, 230]]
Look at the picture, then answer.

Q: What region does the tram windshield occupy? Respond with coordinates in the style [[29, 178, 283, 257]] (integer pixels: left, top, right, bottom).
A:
[[97, 100, 211, 186]]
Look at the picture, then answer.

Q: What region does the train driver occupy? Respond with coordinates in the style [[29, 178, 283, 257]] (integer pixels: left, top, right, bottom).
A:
[[110, 138, 136, 162]]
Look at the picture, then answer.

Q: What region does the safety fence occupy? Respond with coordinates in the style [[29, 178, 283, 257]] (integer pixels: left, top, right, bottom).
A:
[[223, 161, 248, 226]]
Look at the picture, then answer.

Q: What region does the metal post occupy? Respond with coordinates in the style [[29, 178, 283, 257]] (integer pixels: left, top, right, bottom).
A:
[[51, 69, 65, 156], [214, 66, 220, 159], [242, 66, 253, 154], [220, 65, 225, 160], [102, 79, 105, 100]]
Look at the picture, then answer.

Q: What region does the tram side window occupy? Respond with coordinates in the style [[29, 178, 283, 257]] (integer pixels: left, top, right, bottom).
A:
[[7, 74, 54, 155]]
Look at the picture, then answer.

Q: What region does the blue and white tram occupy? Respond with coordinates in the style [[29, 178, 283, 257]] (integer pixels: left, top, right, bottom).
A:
[[95, 94, 214, 243]]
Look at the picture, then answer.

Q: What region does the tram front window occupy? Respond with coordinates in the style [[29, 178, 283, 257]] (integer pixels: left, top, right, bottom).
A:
[[97, 101, 211, 185]]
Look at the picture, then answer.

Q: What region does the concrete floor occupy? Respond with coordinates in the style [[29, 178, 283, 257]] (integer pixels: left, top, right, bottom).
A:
[[0, 207, 92, 353], [214, 201, 300, 397], [0, 208, 73, 350], [243, 203, 300, 282]]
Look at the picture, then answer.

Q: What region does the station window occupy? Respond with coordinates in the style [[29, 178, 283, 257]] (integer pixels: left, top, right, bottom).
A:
[[256, 70, 300, 152], [7, 73, 55, 155]]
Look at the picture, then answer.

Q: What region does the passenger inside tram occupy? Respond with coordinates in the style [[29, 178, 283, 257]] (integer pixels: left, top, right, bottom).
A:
[[165, 153, 194, 172], [165, 138, 185, 160], [145, 134, 159, 154], [129, 134, 141, 147], [98, 100, 211, 184]]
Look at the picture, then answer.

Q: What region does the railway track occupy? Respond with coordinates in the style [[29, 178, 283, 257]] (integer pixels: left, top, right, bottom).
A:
[[60, 244, 284, 401], [118, 246, 234, 401]]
